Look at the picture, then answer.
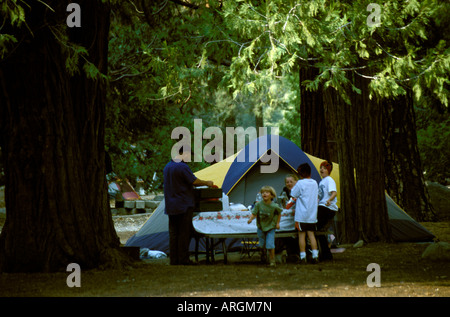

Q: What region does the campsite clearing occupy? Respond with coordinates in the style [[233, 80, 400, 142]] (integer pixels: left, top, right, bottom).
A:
[[0, 215, 449, 297], [125, 136, 436, 255]]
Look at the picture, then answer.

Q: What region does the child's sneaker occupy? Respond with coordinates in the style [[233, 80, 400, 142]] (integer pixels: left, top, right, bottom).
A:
[[269, 260, 276, 267]]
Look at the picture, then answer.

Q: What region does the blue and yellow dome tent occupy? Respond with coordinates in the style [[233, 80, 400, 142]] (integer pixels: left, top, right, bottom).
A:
[[125, 135, 433, 254], [195, 134, 330, 206]]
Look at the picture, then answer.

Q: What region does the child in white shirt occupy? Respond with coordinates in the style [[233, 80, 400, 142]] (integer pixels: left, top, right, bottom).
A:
[[317, 160, 338, 261], [290, 163, 319, 263]]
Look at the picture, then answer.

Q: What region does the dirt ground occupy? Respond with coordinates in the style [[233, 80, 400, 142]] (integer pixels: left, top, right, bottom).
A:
[[0, 212, 449, 298]]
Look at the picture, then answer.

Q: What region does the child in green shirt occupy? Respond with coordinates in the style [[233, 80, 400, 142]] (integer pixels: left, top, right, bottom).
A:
[[248, 186, 283, 266]]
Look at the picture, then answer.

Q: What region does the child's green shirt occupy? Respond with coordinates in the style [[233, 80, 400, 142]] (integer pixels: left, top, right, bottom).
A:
[[252, 201, 283, 232]]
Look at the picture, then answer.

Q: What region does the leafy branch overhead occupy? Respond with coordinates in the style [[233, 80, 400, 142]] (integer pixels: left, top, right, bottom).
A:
[[218, 0, 449, 107], [1, 1, 107, 80]]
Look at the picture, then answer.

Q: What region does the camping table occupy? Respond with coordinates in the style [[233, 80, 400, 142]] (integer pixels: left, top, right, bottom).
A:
[[194, 231, 298, 264], [192, 208, 299, 264]]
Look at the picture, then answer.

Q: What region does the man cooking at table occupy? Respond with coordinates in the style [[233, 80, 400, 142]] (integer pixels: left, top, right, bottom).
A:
[[163, 146, 214, 265]]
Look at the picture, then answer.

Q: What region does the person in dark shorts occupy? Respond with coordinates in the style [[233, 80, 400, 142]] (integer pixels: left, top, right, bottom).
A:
[[317, 160, 338, 261], [290, 163, 319, 264]]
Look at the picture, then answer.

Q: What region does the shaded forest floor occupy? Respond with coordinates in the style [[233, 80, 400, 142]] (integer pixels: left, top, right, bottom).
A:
[[0, 214, 449, 297]]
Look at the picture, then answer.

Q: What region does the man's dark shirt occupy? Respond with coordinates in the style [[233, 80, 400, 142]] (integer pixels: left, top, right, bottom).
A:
[[163, 160, 197, 215]]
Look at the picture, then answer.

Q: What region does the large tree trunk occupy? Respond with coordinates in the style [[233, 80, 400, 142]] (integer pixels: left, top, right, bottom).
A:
[[0, 1, 129, 272], [321, 75, 391, 243], [382, 91, 436, 221], [351, 74, 391, 242], [299, 67, 337, 162], [323, 87, 359, 243]]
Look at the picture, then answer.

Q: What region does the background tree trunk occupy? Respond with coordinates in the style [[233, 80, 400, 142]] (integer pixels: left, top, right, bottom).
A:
[[382, 91, 437, 221], [321, 75, 391, 243], [351, 75, 391, 242], [299, 67, 337, 161], [323, 87, 360, 243], [0, 1, 129, 272]]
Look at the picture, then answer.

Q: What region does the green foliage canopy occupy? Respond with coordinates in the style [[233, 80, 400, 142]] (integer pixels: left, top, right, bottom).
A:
[[1, 0, 448, 188], [218, 0, 449, 107]]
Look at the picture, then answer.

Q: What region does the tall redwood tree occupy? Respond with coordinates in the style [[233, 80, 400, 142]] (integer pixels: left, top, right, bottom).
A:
[[382, 92, 436, 222], [0, 1, 129, 272]]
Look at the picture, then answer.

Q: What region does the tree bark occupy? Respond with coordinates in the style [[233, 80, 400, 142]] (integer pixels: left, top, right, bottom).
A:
[[351, 74, 391, 242], [322, 75, 391, 243], [323, 87, 360, 243], [382, 91, 437, 221], [299, 67, 337, 161], [0, 1, 130, 272]]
